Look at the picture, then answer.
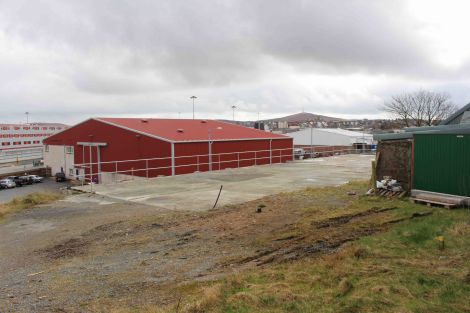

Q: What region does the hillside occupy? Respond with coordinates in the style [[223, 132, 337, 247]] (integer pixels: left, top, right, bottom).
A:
[[265, 112, 345, 123]]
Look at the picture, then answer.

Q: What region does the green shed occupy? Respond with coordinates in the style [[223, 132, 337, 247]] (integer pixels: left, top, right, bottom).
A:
[[413, 134, 470, 197]]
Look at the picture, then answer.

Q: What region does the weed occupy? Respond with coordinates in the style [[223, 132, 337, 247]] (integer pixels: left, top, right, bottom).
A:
[[0, 192, 62, 220]]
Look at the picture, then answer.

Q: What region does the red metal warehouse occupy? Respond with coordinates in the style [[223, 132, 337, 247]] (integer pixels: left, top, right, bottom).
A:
[[43, 118, 293, 183]]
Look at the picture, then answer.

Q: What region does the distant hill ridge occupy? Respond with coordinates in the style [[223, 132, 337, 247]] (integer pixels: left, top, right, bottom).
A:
[[264, 112, 344, 123]]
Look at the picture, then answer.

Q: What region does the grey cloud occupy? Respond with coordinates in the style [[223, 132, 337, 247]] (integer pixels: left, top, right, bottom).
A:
[[0, 0, 438, 90], [0, 0, 469, 123]]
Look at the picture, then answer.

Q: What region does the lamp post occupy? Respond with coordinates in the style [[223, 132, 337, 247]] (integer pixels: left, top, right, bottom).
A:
[[231, 105, 236, 121], [190, 96, 197, 119], [25, 112, 29, 124]]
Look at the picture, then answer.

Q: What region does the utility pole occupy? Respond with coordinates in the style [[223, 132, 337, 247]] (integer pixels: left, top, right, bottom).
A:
[[190, 96, 197, 119], [25, 112, 29, 124], [231, 105, 236, 121]]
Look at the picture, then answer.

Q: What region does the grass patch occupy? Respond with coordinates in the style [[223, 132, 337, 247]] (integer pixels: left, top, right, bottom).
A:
[[172, 189, 470, 312], [0, 192, 62, 220], [89, 182, 470, 312]]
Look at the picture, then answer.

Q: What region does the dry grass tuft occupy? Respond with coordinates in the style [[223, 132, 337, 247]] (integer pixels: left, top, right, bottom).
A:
[[462, 270, 470, 284], [0, 192, 62, 220], [183, 283, 223, 313], [338, 278, 353, 296], [371, 285, 390, 295], [449, 222, 470, 236], [225, 275, 244, 290], [226, 291, 259, 305]]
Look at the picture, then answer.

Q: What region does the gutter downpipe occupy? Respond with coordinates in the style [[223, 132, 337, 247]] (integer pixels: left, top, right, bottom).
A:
[[269, 139, 272, 164], [171, 142, 175, 176]]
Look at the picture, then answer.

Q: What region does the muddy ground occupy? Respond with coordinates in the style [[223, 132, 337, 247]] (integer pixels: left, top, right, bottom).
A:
[[0, 184, 427, 313]]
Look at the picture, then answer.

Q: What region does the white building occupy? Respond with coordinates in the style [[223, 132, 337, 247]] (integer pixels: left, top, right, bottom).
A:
[[287, 128, 374, 147], [0, 123, 68, 165]]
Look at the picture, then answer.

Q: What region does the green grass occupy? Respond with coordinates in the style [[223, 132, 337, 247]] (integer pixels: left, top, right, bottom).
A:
[[96, 182, 470, 313], [0, 192, 63, 221], [175, 190, 470, 313]]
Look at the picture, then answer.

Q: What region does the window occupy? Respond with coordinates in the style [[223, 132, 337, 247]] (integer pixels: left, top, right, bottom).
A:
[[65, 146, 74, 154], [13, 141, 21, 145], [69, 168, 74, 176], [23, 141, 31, 144], [1, 142, 10, 146], [45, 145, 49, 152]]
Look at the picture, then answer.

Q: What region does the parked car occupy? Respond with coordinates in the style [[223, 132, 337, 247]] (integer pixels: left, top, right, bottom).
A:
[[20, 175, 34, 185], [55, 172, 67, 182], [6, 176, 25, 187], [27, 175, 44, 183], [294, 148, 305, 159], [0, 179, 16, 189]]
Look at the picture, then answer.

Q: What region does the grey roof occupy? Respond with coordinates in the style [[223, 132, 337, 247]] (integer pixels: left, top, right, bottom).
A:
[[374, 123, 470, 141], [440, 102, 470, 125]]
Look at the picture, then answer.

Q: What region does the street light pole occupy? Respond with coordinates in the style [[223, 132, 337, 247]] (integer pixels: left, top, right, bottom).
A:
[[25, 112, 29, 124], [231, 105, 236, 121], [190, 96, 197, 119]]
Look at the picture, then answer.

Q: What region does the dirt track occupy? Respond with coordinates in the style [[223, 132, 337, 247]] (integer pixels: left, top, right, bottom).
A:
[[0, 183, 430, 312]]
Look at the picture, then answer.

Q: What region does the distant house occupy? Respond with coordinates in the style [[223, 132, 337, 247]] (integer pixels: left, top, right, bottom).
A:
[[373, 102, 470, 200]]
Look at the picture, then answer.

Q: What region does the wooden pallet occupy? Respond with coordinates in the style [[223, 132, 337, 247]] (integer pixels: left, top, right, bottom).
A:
[[412, 198, 459, 209], [375, 189, 407, 198]]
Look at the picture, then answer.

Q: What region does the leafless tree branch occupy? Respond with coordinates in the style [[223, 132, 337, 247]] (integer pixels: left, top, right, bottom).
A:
[[382, 90, 457, 127]]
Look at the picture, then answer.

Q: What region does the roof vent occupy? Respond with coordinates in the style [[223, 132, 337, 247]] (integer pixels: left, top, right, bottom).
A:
[[201, 120, 207, 123], [141, 119, 149, 123], [177, 128, 184, 133]]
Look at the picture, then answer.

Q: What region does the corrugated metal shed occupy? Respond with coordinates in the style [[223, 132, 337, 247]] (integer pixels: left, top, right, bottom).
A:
[[288, 128, 374, 146], [413, 134, 470, 197]]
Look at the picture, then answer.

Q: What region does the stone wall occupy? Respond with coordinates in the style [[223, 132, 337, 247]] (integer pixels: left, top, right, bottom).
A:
[[0, 167, 50, 179], [375, 139, 413, 191]]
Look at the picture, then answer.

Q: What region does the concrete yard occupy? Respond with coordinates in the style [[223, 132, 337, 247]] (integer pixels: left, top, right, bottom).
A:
[[74, 154, 374, 211]]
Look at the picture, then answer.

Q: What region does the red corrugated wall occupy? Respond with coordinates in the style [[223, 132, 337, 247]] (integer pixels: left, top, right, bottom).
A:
[[45, 119, 293, 180], [174, 138, 293, 175], [44, 119, 172, 181]]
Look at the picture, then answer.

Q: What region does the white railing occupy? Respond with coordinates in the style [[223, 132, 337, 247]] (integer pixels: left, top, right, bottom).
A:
[[72, 146, 375, 187]]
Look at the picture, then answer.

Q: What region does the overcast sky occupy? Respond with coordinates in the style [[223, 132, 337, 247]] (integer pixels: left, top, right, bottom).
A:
[[1, 0, 470, 124]]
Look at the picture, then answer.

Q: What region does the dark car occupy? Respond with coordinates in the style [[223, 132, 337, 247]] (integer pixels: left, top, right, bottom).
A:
[[6, 176, 25, 187], [20, 175, 34, 185], [55, 172, 67, 182]]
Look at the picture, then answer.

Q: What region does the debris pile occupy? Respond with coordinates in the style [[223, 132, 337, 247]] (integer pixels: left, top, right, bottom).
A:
[[369, 176, 407, 197]]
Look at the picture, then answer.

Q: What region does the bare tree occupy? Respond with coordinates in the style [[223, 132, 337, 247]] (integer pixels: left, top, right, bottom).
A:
[[383, 90, 457, 127]]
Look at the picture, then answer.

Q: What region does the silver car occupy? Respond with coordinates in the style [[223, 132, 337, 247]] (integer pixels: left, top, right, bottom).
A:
[[0, 179, 16, 189], [27, 175, 44, 183]]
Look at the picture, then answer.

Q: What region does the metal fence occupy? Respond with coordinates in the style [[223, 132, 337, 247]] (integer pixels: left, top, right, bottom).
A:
[[73, 146, 375, 188]]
